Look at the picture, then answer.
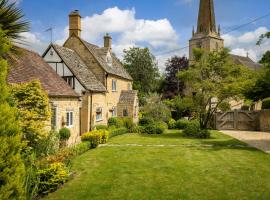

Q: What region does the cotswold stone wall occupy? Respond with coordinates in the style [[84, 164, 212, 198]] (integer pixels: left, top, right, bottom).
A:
[[50, 97, 81, 146], [259, 110, 270, 132]]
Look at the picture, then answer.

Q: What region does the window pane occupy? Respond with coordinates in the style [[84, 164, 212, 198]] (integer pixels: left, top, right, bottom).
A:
[[70, 112, 73, 126], [66, 112, 70, 126]]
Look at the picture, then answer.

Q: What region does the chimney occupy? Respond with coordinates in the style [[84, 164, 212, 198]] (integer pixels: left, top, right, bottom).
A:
[[69, 10, 81, 37], [104, 33, 112, 49]]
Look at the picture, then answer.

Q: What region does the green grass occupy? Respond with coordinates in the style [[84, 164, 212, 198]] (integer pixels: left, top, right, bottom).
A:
[[45, 130, 270, 200]]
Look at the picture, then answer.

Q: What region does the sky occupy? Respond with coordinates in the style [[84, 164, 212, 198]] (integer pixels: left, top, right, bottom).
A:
[[15, 0, 270, 71]]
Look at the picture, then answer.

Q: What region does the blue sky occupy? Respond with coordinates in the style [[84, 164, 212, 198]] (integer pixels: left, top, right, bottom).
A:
[[16, 0, 270, 69]]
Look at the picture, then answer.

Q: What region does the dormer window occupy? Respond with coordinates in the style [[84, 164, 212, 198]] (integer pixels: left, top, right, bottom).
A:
[[106, 53, 112, 66]]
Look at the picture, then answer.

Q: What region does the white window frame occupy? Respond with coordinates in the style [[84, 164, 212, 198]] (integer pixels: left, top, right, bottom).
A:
[[96, 107, 103, 122], [112, 107, 117, 117], [66, 111, 74, 127], [112, 79, 117, 92]]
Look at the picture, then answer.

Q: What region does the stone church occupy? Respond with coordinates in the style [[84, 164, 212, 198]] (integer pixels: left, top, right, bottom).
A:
[[43, 10, 139, 134], [189, 0, 262, 109]]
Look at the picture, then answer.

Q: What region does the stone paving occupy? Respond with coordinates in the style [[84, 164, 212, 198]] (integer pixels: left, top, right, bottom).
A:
[[222, 130, 270, 154]]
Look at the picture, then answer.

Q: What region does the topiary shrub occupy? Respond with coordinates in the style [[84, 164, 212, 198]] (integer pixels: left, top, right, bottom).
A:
[[95, 125, 108, 130], [168, 118, 176, 129], [37, 162, 69, 195], [108, 117, 123, 128], [262, 97, 270, 109], [197, 129, 211, 139], [176, 118, 190, 129], [139, 117, 154, 126], [109, 128, 128, 138], [59, 128, 71, 141]]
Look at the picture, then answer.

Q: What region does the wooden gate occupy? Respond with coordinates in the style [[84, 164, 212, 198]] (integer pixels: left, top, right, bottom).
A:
[[215, 110, 260, 131]]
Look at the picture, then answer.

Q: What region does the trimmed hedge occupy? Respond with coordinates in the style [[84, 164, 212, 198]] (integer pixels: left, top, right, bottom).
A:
[[108, 117, 123, 128], [262, 97, 270, 109], [81, 130, 109, 148], [109, 127, 128, 138], [95, 125, 108, 130]]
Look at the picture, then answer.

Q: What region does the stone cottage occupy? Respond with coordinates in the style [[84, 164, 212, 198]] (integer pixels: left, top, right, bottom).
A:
[[7, 47, 81, 146], [43, 10, 139, 133]]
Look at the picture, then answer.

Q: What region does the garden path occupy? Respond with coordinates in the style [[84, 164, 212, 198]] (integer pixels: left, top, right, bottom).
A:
[[222, 130, 270, 153]]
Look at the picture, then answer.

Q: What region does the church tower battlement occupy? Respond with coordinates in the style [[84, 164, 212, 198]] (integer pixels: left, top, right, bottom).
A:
[[189, 0, 224, 64]]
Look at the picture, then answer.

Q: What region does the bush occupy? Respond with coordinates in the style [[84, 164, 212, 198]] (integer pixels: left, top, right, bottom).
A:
[[99, 130, 109, 144], [37, 162, 69, 195], [44, 148, 75, 165], [176, 118, 190, 129], [144, 122, 166, 134], [81, 131, 101, 148], [183, 120, 210, 139], [139, 117, 154, 126], [59, 128, 71, 141], [36, 130, 59, 157], [144, 124, 156, 134], [262, 97, 270, 109], [95, 125, 108, 130], [130, 125, 145, 133], [72, 142, 91, 155], [109, 128, 128, 138], [168, 118, 176, 129], [122, 117, 134, 130], [108, 117, 123, 128]]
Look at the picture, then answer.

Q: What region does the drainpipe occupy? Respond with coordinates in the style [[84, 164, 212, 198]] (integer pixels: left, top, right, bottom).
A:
[[90, 92, 93, 131]]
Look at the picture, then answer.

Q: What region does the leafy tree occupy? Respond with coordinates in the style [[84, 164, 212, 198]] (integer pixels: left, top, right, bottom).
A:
[[123, 47, 160, 104], [10, 80, 51, 151], [178, 48, 254, 129], [141, 93, 171, 123], [161, 56, 189, 99], [0, 0, 29, 41], [245, 51, 270, 101], [257, 32, 270, 45], [0, 29, 25, 200]]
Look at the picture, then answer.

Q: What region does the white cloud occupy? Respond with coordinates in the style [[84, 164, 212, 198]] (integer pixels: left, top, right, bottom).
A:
[[17, 32, 47, 54], [223, 27, 270, 61]]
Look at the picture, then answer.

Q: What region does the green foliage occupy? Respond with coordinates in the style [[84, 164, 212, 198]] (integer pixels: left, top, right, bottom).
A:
[[37, 162, 69, 195], [0, 0, 30, 40], [123, 47, 160, 104], [183, 121, 210, 139], [144, 122, 166, 135], [161, 56, 189, 99], [59, 128, 71, 141], [175, 118, 190, 129], [139, 117, 154, 126], [122, 117, 134, 131], [178, 48, 254, 129], [81, 130, 109, 148], [72, 142, 91, 156], [262, 98, 270, 109], [36, 130, 59, 157], [257, 32, 270, 45], [95, 125, 108, 130], [108, 117, 123, 128], [0, 29, 25, 200], [259, 50, 270, 67], [141, 93, 171, 123], [130, 125, 145, 134], [10, 80, 51, 150], [109, 128, 128, 138], [168, 118, 176, 129]]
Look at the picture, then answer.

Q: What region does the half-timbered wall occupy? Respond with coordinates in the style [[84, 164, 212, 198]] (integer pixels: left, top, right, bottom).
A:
[[43, 47, 85, 95]]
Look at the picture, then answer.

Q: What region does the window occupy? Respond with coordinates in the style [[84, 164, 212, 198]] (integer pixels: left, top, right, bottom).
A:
[[66, 111, 73, 127], [96, 107, 103, 121], [111, 107, 116, 117], [123, 109, 128, 117], [112, 79, 117, 91], [106, 54, 113, 66], [51, 106, 57, 129], [63, 76, 74, 89]]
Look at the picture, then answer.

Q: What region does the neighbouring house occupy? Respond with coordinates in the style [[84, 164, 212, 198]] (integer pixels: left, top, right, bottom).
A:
[[43, 10, 139, 133], [7, 47, 81, 146], [189, 0, 262, 110]]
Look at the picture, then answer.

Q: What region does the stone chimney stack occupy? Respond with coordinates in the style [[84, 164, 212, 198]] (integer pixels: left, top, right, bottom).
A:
[[104, 33, 112, 49], [69, 10, 81, 37]]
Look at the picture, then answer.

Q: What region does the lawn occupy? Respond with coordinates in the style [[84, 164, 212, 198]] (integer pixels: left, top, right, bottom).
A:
[[45, 130, 270, 200]]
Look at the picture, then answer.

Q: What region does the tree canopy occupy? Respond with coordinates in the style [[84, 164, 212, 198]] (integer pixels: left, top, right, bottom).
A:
[[123, 47, 160, 96], [178, 48, 254, 129], [161, 56, 189, 99]]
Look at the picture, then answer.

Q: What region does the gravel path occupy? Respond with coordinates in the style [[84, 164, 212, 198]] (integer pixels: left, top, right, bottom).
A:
[[222, 130, 270, 154]]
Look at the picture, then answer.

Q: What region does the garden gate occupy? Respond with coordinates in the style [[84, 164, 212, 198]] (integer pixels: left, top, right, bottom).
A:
[[215, 110, 260, 131]]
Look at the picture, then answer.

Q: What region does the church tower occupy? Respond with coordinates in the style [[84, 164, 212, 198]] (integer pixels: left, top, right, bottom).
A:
[[189, 0, 224, 63]]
